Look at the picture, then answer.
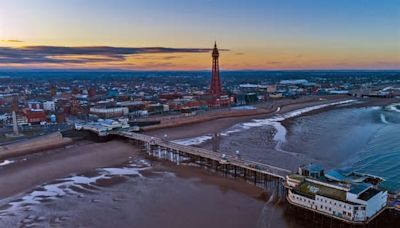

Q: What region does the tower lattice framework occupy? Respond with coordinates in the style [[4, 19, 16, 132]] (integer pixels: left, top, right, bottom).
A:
[[210, 42, 222, 96]]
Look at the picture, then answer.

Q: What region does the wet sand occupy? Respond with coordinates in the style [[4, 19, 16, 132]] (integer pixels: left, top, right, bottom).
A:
[[0, 140, 138, 199], [0, 140, 275, 228]]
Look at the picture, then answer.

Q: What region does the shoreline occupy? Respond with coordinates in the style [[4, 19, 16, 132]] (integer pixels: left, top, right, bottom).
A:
[[142, 95, 347, 131], [148, 97, 398, 141], [282, 97, 398, 128], [147, 95, 352, 140], [157, 97, 399, 174], [0, 132, 73, 160]]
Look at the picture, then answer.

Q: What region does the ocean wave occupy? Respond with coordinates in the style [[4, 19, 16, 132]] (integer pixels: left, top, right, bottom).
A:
[[172, 135, 213, 146], [173, 100, 356, 147], [380, 113, 390, 124], [0, 160, 14, 167], [237, 100, 356, 141], [385, 103, 400, 113], [369, 106, 381, 110]]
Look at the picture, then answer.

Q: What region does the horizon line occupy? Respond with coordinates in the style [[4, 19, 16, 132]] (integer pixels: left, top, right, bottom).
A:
[[0, 68, 399, 72]]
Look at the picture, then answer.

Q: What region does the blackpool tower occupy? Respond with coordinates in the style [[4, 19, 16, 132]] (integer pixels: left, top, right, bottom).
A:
[[209, 42, 222, 96]]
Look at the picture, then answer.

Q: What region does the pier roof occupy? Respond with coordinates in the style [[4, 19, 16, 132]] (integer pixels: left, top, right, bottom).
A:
[[297, 181, 347, 202], [325, 170, 346, 182], [301, 163, 324, 173], [349, 183, 372, 195], [358, 188, 380, 201]]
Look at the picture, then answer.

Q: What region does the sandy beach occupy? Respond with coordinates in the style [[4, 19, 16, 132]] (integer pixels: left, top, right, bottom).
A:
[[0, 140, 272, 228], [0, 140, 138, 199]]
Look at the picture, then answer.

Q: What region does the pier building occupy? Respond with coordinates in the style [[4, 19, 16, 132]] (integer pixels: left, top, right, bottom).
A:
[[286, 164, 388, 223]]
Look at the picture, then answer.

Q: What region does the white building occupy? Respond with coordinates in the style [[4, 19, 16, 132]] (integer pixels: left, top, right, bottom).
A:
[[43, 101, 56, 111], [28, 101, 42, 109], [75, 119, 130, 136], [286, 164, 387, 223], [280, 79, 309, 85], [239, 83, 268, 89], [90, 107, 129, 118]]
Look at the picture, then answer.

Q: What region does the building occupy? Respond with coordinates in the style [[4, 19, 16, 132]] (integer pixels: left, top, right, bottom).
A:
[[28, 101, 42, 109], [23, 109, 47, 124], [280, 79, 309, 85], [75, 118, 130, 136], [50, 85, 57, 97], [43, 101, 56, 111], [286, 164, 387, 223], [90, 107, 129, 118], [88, 87, 96, 98], [236, 93, 258, 104]]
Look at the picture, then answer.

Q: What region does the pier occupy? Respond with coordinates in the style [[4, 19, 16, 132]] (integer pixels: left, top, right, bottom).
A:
[[78, 126, 399, 226], [100, 129, 291, 197]]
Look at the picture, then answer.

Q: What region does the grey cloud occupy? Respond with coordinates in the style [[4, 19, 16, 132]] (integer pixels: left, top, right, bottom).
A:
[[0, 40, 23, 43], [0, 45, 225, 64]]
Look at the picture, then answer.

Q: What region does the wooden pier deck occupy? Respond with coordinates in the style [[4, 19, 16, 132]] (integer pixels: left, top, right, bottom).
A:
[[108, 130, 290, 196], [114, 131, 291, 178]]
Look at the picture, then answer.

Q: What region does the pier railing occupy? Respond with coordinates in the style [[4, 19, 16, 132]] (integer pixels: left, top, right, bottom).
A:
[[113, 131, 290, 179]]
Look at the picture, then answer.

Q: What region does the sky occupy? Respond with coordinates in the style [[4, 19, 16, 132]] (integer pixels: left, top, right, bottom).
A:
[[0, 0, 399, 70]]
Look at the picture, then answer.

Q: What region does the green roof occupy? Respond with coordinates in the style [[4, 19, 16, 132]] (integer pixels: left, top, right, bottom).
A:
[[296, 181, 347, 202], [288, 174, 305, 181]]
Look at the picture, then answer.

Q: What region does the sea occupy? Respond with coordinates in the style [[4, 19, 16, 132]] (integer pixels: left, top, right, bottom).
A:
[[290, 102, 400, 192], [175, 101, 400, 193]]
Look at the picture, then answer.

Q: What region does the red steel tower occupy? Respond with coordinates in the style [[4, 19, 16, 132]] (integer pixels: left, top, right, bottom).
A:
[[210, 42, 222, 96]]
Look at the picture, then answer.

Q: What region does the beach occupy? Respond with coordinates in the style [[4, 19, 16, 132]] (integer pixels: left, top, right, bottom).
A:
[[0, 96, 399, 227], [0, 140, 271, 228], [0, 140, 141, 199]]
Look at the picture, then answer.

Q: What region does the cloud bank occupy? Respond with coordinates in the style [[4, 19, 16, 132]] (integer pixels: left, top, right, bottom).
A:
[[0, 46, 216, 64]]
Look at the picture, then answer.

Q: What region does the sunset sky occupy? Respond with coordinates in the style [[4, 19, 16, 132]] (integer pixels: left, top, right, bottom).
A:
[[0, 0, 399, 70]]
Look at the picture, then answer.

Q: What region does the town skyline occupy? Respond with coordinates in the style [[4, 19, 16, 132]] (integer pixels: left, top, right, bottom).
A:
[[1, 0, 399, 70]]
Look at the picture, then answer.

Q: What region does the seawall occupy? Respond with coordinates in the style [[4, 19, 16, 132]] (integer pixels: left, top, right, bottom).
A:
[[0, 132, 73, 160]]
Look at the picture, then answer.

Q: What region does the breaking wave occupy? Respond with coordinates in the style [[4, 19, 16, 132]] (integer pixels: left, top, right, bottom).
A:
[[173, 100, 355, 147]]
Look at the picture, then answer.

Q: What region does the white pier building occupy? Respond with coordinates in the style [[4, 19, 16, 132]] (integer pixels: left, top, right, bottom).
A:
[[286, 164, 387, 223]]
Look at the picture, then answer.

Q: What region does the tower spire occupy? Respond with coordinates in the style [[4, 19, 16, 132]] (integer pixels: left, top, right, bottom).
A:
[[210, 42, 222, 96]]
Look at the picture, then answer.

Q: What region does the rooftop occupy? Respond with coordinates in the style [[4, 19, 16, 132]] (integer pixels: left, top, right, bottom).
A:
[[301, 163, 324, 173], [296, 180, 347, 202], [349, 183, 372, 195], [358, 188, 380, 201], [325, 170, 346, 182], [288, 174, 305, 181], [325, 168, 384, 185]]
